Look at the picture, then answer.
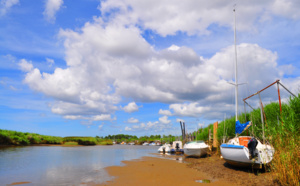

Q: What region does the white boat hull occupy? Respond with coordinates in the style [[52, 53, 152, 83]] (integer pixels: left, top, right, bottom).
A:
[[158, 144, 171, 153], [184, 147, 208, 157], [220, 137, 274, 169], [183, 141, 209, 157]]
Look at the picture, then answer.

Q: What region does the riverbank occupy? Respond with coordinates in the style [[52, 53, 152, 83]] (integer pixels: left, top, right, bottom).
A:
[[99, 154, 277, 186]]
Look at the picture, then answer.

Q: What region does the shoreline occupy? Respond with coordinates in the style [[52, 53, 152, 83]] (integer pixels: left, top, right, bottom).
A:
[[97, 154, 276, 186], [0, 144, 113, 148]]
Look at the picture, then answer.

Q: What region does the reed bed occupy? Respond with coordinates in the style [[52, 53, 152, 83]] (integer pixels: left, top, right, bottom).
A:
[[196, 94, 300, 185], [0, 130, 63, 145], [0, 131, 113, 146]]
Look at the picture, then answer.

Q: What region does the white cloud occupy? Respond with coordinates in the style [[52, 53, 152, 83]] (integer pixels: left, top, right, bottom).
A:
[[159, 116, 171, 124], [123, 102, 139, 113], [271, 0, 300, 19], [93, 114, 114, 121], [98, 124, 103, 130], [46, 58, 55, 67], [64, 115, 85, 120], [43, 0, 63, 23], [20, 3, 297, 123], [125, 126, 132, 131], [22, 30, 284, 121], [100, 0, 300, 36], [170, 102, 211, 117], [127, 117, 139, 123], [18, 59, 33, 72], [123, 116, 174, 132], [158, 109, 172, 116], [0, 0, 19, 16], [176, 118, 185, 123]]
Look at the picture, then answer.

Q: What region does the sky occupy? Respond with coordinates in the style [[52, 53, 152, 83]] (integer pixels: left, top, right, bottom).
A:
[[0, 0, 300, 137]]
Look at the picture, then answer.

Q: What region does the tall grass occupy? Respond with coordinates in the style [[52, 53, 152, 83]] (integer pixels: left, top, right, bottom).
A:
[[0, 129, 63, 145], [63, 136, 113, 145], [196, 94, 300, 185], [0, 131, 113, 146]]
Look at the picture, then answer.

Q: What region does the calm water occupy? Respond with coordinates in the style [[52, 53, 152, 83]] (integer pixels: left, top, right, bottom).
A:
[[0, 145, 159, 185]]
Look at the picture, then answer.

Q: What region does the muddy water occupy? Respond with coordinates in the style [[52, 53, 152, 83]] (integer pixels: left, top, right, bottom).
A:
[[0, 145, 158, 185]]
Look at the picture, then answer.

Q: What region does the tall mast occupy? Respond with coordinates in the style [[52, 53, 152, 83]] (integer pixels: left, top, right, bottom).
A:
[[234, 7, 238, 121]]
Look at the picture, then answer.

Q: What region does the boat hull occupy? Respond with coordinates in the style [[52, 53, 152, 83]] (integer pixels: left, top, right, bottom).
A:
[[183, 141, 209, 157], [183, 147, 208, 157], [158, 145, 171, 153], [220, 143, 273, 169]]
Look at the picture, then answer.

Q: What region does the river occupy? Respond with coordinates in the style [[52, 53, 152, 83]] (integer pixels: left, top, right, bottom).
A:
[[0, 145, 159, 185]]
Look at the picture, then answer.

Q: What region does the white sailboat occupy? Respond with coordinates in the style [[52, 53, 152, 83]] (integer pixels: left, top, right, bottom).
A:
[[220, 8, 274, 169], [183, 140, 209, 157]]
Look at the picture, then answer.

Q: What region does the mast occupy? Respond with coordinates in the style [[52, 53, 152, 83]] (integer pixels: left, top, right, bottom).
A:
[[234, 7, 238, 121]]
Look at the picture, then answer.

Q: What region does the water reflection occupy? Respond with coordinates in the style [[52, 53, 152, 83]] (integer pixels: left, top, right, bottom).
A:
[[0, 145, 158, 185]]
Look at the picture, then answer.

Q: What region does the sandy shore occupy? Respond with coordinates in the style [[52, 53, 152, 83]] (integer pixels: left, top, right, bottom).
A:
[[98, 154, 276, 186]]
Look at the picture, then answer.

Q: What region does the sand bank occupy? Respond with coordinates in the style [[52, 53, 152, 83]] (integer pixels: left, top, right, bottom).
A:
[[100, 156, 235, 186], [99, 154, 276, 186]]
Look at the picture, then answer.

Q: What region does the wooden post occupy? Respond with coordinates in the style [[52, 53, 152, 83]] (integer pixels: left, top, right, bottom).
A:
[[213, 121, 218, 148], [277, 82, 282, 115], [258, 93, 265, 144], [208, 129, 211, 144]]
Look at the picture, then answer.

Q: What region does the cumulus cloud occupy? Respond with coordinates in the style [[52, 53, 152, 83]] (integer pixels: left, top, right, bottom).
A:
[[176, 118, 185, 123], [22, 24, 284, 122], [20, 1, 299, 125], [271, 0, 300, 19], [159, 116, 171, 124], [18, 59, 33, 72], [100, 0, 300, 36], [93, 114, 115, 121], [158, 109, 172, 116], [123, 102, 139, 113], [43, 0, 63, 23], [64, 115, 85, 120], [169, 103, 211, 117], [0, 0, 19, 16], [124, 117, 173, 132], [125, 126, 132, 131], [127, 117, 139, 123]]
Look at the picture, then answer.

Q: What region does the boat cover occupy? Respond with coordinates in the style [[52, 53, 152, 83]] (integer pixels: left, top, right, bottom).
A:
[[235, 120, 251, 134]]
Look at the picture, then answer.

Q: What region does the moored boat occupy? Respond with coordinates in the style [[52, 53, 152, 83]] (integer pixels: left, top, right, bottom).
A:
[[158, 143, 171, 153], [183, 141, 209, 157], [170, 141, 183, 154], [220, 136, 274, 168], [220, 8, 274, 169]]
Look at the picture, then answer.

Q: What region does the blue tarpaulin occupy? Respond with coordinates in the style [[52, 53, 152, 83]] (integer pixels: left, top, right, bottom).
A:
[[235, 120, 252, 134]]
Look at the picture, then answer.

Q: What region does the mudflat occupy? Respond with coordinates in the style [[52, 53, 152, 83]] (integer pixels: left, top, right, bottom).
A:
[[100, 154, 276, 186], [100, 156, 233, 186]]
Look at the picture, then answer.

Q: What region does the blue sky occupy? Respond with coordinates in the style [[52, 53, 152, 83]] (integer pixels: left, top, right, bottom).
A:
[[1, 0, 300, 137]]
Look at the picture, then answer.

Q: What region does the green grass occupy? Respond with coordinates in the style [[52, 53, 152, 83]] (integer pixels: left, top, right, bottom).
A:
[[195, 94, 300, 185], [63, 141, 78, 146], [0, 130, 63, 145], [0, 131, 113, 146]]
